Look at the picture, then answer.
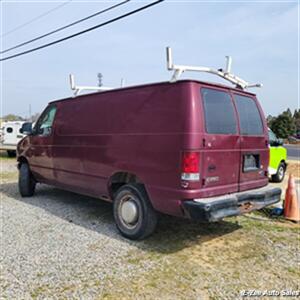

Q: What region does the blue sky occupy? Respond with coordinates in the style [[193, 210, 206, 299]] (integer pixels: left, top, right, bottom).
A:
[[0, 0, 299, 118]]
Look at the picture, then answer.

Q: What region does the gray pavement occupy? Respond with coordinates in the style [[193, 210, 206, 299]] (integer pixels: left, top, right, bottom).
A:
[[284, 144, 300, 160]]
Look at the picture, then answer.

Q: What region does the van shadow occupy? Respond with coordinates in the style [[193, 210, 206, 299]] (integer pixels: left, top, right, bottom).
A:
[[1, 182, 241, 254]]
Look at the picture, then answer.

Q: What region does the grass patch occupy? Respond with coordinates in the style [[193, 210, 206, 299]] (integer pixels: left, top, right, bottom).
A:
[[0, 150, 15, 160], [30, 285, 50, 299], [287, 267, 300, 276], [239, 214, 300, 234], [0, 171, 18, 182], [97, 215, 300, 299]]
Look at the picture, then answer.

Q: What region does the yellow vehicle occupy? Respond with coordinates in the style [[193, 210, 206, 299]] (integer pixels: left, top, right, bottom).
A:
[[268, 128, 287, 182]]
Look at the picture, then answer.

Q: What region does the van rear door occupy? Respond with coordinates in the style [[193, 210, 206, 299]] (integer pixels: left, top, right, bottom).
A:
[[233, 93, 268, 191], [3, 123, 22, 145], [200, 87, 240, 197]]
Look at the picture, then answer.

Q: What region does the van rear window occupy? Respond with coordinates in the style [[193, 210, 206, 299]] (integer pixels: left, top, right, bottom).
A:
[[201, 88, 237, 134], [234, 95, 263, 136]]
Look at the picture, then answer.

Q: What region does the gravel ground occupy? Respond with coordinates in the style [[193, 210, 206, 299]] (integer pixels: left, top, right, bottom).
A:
[[1, 159, 18, 173], [1, 157, 299, 299], [1, 176, 158, 298]]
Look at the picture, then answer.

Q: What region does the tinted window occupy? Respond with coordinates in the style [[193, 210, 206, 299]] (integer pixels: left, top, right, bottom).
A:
[[234, 95, 263, 135], [201, 88, 237, 134]]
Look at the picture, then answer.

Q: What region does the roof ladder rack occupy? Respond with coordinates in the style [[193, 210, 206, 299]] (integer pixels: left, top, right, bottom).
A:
[[166, 47, 262, 90], [69, 74, 118, 97]]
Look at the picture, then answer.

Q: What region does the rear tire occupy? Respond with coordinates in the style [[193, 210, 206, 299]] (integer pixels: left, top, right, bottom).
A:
[[19, 163, 36, 197], [271, 162, 286, 183], [113, 184, 157, 240], [7, 150, 16, 157]]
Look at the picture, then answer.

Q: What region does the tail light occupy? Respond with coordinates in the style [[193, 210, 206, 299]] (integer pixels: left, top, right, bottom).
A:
[[181, 151, 200, 181]]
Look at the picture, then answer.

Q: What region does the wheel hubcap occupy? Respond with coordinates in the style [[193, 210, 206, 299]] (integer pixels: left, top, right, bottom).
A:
[[278, 167, 284, 179], [120, 198, 138, 225]]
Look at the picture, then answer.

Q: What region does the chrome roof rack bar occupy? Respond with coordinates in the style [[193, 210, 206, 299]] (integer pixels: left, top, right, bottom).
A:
[[166, 47, 262, 90]]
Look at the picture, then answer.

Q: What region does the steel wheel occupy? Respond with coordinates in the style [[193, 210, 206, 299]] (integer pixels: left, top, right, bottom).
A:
[[118, 195, 140, 229], [113, 184, 158, 240], [271, 162, 286, 183], [277, 165, 284, 181]]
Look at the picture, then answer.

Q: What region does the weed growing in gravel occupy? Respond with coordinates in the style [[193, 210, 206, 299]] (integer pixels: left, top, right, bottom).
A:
[[1, 171, 18, 182]]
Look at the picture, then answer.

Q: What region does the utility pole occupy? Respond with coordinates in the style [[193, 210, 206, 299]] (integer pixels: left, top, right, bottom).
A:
[[29, 104, 31, 121], [97, 73, 103, 87]]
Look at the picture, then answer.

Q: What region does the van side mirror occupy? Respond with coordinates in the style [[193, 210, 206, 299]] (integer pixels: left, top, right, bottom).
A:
[[20, 122, 33, 135]]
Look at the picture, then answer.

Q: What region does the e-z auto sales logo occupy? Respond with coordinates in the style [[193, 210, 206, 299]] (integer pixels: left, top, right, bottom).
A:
[[240, 290, 300, 297]]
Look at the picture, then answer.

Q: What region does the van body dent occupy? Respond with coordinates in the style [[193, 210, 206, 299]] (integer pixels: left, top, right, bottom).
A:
[[17, 80, 281, 239]]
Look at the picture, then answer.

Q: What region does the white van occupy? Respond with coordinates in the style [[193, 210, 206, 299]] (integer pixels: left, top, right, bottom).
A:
[[0, 121, 30, 157]]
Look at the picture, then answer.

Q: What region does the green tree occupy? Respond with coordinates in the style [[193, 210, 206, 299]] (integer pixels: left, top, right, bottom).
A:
[[284, 108, 292, 117], [270, 109, 296, 138], [266, 114, 275, 128], [293, 109, 300, 134], [2, 114, 24, 121]]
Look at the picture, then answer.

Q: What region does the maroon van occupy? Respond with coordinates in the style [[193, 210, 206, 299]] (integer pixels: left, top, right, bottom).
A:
[[17, 80, 281, 239]]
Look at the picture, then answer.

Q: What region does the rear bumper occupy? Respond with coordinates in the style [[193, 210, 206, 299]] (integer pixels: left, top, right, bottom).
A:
[[182, 186, 281, 222]]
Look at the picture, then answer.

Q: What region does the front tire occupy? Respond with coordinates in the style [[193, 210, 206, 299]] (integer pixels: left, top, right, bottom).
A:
[[113, 184, 157, 240], [271, 162, 286, 183], [19, 163, 36, 197]]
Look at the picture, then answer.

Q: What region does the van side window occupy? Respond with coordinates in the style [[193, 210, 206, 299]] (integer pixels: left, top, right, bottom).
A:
[[35, 106, 57, 136], [234, 95, 263, 136], [201, 88, 237, 134]]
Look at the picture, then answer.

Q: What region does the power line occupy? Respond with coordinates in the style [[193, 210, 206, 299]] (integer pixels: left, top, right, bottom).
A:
[[1, 0, 130, 54], [0, 0, 164, 62], [1, 0, 73, 38]]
